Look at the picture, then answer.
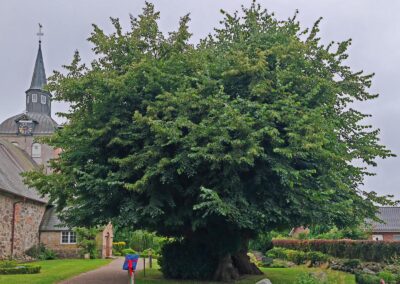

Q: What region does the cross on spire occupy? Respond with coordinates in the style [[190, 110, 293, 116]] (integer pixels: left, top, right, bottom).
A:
[[37, 23, 44, 43]]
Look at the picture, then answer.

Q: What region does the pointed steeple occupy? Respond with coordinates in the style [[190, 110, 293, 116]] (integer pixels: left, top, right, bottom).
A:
[[26, 24, 52, 117], [30, 42, 47, 90]]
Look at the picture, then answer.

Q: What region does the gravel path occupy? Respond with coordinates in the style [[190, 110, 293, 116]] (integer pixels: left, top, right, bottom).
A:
[[59, 257, 144, 284]]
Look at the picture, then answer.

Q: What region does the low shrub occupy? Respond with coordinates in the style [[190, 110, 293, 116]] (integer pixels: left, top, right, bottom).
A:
[[0, 261, 17, 269], [307, 251, 330, 266], [121, 248, 137, 255], [113, 252, 122, 256], [377, 270, 396, 283], [262, 257, 273, 267], [355, 273, 382, 284], [287, 250, 307, 265], [25, 244, 57, 260], [0, 264, 41, 275], [273, 239, 400, 262], [112, 242, 126, 255], [343, 259, 361, 270], [266, 247, 288, 259], [330, 258, 362, 273], [75, 227, 100, 259], [266, 247, 330, 266]]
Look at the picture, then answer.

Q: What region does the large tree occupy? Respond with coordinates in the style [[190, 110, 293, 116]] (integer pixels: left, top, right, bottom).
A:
[[26, 2, 394, 281]]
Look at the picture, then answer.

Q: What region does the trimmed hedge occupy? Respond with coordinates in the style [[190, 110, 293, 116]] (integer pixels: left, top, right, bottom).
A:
[[273, 239, 400, 262], [0, 265, 41, 275]]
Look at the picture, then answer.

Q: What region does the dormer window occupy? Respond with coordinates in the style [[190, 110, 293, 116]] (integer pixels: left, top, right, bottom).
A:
[[41, 95, 46, 104], [32, 93, 37, 103]]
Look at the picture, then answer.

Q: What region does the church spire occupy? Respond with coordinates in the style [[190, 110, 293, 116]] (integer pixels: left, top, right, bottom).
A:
[[30, 25, 46, 90], [26, 24, 52, 117]]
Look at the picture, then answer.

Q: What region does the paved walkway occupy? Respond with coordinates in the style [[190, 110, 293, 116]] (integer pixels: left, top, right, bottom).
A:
[[60, 257, 144, 284]]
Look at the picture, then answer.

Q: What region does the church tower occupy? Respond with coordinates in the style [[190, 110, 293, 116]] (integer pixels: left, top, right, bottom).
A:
[[0, 25, 58, 167], [26, 41, 52, 116]]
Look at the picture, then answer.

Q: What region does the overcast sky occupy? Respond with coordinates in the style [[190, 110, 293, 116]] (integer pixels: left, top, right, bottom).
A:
[[0, 0, 398, 199]]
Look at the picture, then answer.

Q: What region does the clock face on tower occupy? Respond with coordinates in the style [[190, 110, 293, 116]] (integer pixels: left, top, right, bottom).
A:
[[18, 120, 34, 136]]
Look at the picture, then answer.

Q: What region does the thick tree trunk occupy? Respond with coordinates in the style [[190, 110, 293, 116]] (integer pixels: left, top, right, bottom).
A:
[[213, 251, 262, 282], [232, 250, 263, 275], [213, 254, 240, 282]]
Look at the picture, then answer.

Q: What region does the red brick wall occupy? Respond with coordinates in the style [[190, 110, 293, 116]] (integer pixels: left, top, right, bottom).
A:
[[370, 232, 400, 241]]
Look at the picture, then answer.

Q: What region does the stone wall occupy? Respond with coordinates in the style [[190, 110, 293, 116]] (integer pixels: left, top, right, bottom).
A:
[[370, 232, 400, 241], [40, 232, 80, 258], [0, 192, 46, 259]]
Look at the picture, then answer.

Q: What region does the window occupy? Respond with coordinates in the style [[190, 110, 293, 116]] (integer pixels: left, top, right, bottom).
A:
[[61, 231, 77, 244], [372, 234, 383, 241], [32, 93, 37, 103], [32, 143, 41, 158], [394, 235, 400, 241], [41, 95, 46, 104], [27, 95, 29, 104]]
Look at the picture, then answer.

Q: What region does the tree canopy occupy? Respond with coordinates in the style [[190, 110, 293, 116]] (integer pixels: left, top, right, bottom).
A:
[[25, 2, 394, 280]]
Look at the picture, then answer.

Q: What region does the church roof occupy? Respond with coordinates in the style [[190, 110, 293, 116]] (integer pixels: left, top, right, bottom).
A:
[[0, 112, 59, 135], [0, 139, 47, 203], [40, 206, 69, 231], [30, 42, 47, 90]]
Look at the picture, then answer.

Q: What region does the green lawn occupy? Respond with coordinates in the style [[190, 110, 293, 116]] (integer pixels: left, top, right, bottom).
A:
[[134, 263, 355, 284], [0, 259, 111, 284]]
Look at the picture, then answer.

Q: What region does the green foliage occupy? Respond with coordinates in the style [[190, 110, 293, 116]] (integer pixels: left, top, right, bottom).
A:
[[25, 244, 57, 260], [159, 239, 218, 280], [342, 259, 362, 270], [121, 248, 137, 255], [247, 252, 262, 267], [114, 229, 164, 253], [287, 250, 307, 265], [0, 263, 41, 275], [112, 241, 126, 255], [249, 232, 273, 252], [355, 273, 382, 284], [75, 227, 100, 259], [273, 240, 400, 262], [307, 251, 330, 266], [0, 261, 17, 269], [377, 271, 396, 283], [307, 226, 369, 240], [266, 247, 288, 259], [24, 1, 395, 280], [266, 247, 330, 266], [295, 273, 324, 284]]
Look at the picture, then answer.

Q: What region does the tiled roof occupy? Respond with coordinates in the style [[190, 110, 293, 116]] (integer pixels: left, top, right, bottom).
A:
[[0, 139, 46, 203], [0, 112, 58, 135], [371, 207, 400, 232], [30, 42, 47, 90], [40, 206, 69, 231]]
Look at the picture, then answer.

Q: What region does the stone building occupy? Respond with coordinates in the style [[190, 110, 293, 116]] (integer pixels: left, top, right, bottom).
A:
[[0, 139, 47, 259], [0, 39, 113, 259]]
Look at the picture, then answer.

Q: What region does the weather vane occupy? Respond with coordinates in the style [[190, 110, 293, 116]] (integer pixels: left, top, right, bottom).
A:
[[37, 23, 44, 43]]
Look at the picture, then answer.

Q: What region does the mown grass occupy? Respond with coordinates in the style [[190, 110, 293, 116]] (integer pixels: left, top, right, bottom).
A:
[[0, 259, 111, 284], [135, 262, 355, 284]]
